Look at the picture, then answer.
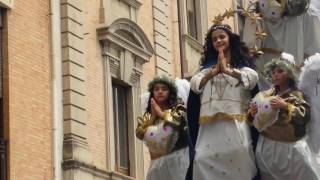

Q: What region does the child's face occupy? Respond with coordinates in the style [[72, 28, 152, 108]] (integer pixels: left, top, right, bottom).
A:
[[211, 29, 230, 52], [271, 67, 289, 86], [153, 83, 170, 104]]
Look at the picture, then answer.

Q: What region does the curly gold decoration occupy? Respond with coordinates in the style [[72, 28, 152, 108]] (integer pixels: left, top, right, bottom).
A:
[[213, 8, 236, 25], [225, 8, 236, 19], [249, 12, 263, 24], [250, 46, 264, 56], [211, 2, 268, 57], [212, 14, 225, 25], [255, 29, 268, 40]]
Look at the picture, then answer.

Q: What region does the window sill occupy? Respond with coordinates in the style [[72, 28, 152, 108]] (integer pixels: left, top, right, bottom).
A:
[[110, 171, 136, 180], [182, 34, 203, 53]]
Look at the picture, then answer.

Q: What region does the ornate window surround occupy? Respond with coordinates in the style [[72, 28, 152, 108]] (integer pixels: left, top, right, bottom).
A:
[[98, 18, 153, 63], [97, 18, 153, 179]]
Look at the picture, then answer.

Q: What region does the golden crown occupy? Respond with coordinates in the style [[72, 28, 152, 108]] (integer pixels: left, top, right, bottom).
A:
[[212, 5, 267, 57]]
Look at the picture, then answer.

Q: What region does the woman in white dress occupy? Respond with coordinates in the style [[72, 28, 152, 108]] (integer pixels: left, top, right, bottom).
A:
[[190, 24, 258, 180]]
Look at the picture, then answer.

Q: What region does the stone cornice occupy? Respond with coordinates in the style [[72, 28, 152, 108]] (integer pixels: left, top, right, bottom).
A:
[[121, 0, 142, 9], [62, 160, 136, 180], [100, 18, 153, 53], [99, 31, 152, 62], [97, 18, 154, 63], [63, 160, 109, 179]]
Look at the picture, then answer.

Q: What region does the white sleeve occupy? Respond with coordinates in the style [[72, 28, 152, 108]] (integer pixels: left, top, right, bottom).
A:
[[239, 67, 259, 90], [190, 68, 210, 94]]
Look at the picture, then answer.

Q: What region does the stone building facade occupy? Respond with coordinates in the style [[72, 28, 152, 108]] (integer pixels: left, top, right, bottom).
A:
[[0, 0, 237, 180], [0, 0, 53, 180]]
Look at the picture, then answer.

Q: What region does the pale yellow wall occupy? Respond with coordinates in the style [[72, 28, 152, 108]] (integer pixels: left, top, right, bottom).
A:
[[137, 0, 157, 92], [207, 0, 236, 30], [83, 0, 108, 170], [168, 0, 182, 78]]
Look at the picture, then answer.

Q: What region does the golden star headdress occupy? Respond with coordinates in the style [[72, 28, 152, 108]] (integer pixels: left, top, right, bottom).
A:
[[212, 3, 267, 57]]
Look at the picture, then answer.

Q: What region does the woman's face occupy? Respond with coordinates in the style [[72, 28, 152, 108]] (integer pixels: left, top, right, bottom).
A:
[[211, 29, 230, 51], [271, 67, 289, 86], [153, 83, 170, 104]]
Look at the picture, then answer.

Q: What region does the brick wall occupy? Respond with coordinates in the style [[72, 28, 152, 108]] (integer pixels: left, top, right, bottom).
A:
[[6, 0, 53, 179]]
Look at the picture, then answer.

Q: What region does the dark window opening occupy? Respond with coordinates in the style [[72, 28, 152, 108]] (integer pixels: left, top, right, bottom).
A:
[[112, 82, 130, 175]]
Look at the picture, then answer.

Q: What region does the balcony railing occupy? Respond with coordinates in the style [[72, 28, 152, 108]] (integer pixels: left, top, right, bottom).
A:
[[0, 139, 6, 180]]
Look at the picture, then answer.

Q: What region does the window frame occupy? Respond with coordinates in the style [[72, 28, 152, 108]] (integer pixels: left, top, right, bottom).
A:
[[186, 0, 198, 39], [112, 82, 131, 175], [178, 0, 207, 43]]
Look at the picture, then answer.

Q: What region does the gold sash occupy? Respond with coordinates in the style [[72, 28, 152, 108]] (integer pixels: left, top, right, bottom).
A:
[[199, 112, 247, 125]]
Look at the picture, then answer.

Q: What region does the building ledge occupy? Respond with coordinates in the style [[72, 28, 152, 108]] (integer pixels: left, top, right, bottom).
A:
[[63, 160, 136, 180]]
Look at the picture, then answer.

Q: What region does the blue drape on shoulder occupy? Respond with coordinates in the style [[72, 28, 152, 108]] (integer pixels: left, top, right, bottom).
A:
[[185, 57, 260, 180]]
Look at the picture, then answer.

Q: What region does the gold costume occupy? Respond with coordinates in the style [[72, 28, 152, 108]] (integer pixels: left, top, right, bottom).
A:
[[136, 104, 188, 159], [248, 88, 310, 142]]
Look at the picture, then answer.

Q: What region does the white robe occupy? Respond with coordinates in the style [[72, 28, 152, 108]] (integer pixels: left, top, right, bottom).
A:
[[146, 148, 189, 180], [190, 67, 259, 180], [240, 1, 320, 90], [256, 136, 320, 180]]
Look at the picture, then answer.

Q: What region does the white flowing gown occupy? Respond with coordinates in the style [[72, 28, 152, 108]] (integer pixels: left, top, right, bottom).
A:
[[146, 148, 189, 180], [255, 136, 320, 180], [190, 67, 259, 180]]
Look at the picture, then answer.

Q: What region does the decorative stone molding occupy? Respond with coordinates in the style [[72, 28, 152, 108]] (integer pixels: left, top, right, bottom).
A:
[[61, 0, 94, 179], [120, 0, 142, 9], [107, 53, 121, 78], [98, 18, 152, 179], [63, 160, 135, 180], [62, 160, 109, 178], [0, 0, 13, 8], [97, 18, 154, 63]]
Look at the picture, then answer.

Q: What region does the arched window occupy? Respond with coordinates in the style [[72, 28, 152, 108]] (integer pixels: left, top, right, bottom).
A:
[[98, 18, 153, 178]]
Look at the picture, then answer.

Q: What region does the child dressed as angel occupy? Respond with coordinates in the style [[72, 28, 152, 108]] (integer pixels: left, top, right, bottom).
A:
[[247, 53, 320, 180], [136, 75, 189, 180]]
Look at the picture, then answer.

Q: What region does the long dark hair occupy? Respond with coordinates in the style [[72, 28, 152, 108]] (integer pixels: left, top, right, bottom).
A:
[[146, 80, 178, 113], [201, 24, 254, 68]]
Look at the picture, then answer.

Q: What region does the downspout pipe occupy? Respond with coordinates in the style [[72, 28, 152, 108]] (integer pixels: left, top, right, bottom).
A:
[[177, 0, 185, 78], [49, 0, 63, 179]]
